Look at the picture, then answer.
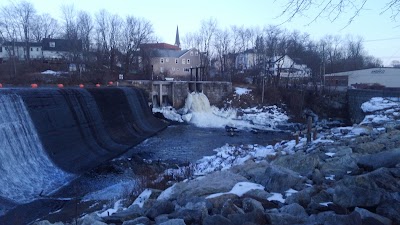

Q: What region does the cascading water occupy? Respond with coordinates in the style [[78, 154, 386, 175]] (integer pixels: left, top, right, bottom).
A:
[[0, 94, 73, 204]]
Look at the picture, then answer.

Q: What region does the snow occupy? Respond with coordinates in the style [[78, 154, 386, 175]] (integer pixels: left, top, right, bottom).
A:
[[97, 199, 124, 217], [285, 188, 298, 197], [234, 87, 251, 96], [206, 182, 265, 199], [361, 97, 398, 113], [325, 152, 335, 157], [267, 193, 285, 203], [319, 202, 333, 207], [325, 175, 335, 181], [157, 183, 177, 201], [131, 189, 152, 208]]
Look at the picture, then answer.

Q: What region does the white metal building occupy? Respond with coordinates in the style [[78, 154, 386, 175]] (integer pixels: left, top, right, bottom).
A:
[[324, 67, 400, 88]]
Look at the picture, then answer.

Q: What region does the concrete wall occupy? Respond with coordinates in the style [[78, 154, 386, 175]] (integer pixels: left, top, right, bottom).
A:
[[123, 80, 233, 108], [348, 89, 400, 124]]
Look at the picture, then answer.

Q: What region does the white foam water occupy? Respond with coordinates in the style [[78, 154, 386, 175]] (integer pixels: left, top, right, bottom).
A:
[[0, 94, 73, 204]]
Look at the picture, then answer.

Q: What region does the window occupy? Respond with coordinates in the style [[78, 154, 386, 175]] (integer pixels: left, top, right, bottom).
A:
[[49, 42, 55, 48], [166, 58, 169, 62], [187, 59, 190, 64], [0, 47, 2, 52], [160, 58, 164, 64], [172, 67, 175, 71], [175, 59, 178, 64], [195, 51, 198, 56], [182, 59, 185, 64], [30, 47, 33, 51], [37, 48, 39, 51], [190, 51, 193, 56], [184, 68, 190, 72], [177, 68, 180, 71], [160, 67, 164, 73]]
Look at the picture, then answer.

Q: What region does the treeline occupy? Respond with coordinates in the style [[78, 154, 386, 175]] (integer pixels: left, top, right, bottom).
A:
[[183, 18, 382, 82], [0, 1, 382, 84]]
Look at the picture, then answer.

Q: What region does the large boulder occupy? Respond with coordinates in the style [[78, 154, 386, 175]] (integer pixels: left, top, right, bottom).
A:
[[333, 175, 383, 208], [307, 211, 362, 225], [354, 207, 392, 225], [376, 202, 400, 224], [145, 200, 175, 220], [271, 152, 320, 177], [159, 170, 247, 202], [352, 142, 385, 154], [357, 148, 400, 170], [320, 154, 359, 179]]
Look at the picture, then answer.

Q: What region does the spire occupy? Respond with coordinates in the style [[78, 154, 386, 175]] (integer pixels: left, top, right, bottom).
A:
[[174, 25, 180, 48]]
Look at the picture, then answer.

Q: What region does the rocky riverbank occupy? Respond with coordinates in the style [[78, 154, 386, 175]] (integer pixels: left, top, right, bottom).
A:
[[35, 97, 400, 225]]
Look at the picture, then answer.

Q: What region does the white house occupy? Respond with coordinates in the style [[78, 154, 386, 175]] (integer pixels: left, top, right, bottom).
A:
[[0, 38, 82, 62], [235, 50, 311, 78], [324, 67, 400, 88]]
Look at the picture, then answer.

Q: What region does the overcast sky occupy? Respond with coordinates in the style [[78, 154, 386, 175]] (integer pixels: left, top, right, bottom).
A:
[[2, 0, 400, 66]]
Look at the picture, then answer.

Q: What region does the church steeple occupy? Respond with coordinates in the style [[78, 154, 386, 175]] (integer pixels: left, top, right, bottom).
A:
[[174, 25, 180, 48]]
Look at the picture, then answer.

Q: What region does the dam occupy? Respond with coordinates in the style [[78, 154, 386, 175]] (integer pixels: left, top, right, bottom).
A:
[[0, 87, 167, 205]]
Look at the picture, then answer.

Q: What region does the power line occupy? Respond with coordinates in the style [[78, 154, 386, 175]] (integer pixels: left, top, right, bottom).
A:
[[364, 37, 400, 42]]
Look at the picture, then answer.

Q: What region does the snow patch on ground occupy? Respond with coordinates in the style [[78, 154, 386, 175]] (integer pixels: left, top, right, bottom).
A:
[[234, 87, 251, 96], [206, 182, 264, 199]]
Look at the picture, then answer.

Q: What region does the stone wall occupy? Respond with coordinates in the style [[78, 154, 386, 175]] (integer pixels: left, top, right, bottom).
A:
[[122, 80, 233, 108], [348, 89, 400, 124]]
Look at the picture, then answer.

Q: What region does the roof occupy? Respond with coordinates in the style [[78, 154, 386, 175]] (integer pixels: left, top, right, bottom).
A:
[[3, 41, 42, 47], [140, 43, 181, 50], [42, 38, 82, 51], [324, 67, 400, 77], [150, 49, 189, 58]]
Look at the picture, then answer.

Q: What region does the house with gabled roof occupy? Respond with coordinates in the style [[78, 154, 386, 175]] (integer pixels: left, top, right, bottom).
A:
[[141, 26, 201, 80], [42, 38, 82, 60], [148, 48, 201, 79]]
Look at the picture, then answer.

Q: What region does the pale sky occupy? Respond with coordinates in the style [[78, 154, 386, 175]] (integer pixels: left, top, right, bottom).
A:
[[2, 0, 400, 66]]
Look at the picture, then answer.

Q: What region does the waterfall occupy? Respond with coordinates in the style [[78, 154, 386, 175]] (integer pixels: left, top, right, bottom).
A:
[[0, 94, 72, 204], [183, 92, 212, 113]]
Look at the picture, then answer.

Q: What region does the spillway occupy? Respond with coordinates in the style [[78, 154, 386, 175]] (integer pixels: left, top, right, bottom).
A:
[[0, 87, 167, 205]]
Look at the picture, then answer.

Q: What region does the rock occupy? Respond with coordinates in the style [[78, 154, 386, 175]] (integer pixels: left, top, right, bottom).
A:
[[307, 211, 362, 225], [285, 186, 316, 208], [267, 213, 307, 225], [168, 208, 204, 224], [242, 198, 264, 213], [352, 142, 385, 154], [227, 209, 268, 225], [354, 207, 392, 225], [375, 130, 400, 150], [165, 170, 247, 202], [78, 214, 107, 225], [158, 218, 186, 225], [203, 214, 233, 225], [102, 205, 144, 222], [366, 168, 400, 192], [220, 199, 245, 217], [271, 152, 320, 177], [145, 200, 175, 220], [320, 154, 359, 179], [280, 203, 308, 218], [206, 193, 239, 213], [155, 214, 170, 224], [333, 175, 383, 207], [311, 169, 324, 185], [263, 164, 306, 192], [325, 146, 353, 157], [308, 190, 333, 214], [357, 148, 400, 170], [33, 221, 64, 225], [122, 216, 151, 225], [376, 202, 400, 224]]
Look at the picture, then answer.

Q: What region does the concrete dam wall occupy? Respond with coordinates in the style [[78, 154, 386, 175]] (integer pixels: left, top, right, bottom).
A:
[[0, 87, 167, 204]]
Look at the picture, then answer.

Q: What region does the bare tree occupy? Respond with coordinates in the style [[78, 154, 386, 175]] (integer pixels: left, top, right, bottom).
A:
[[276, 0, 400, 24], [213, 28, 232, 75], [95, 10, 122, 79], [61, 4, 78, 40], [120, 16, 153, 76], [77, 11, 93, 52], [30, 13, 59, 41], [199, 18, 218, 79]]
